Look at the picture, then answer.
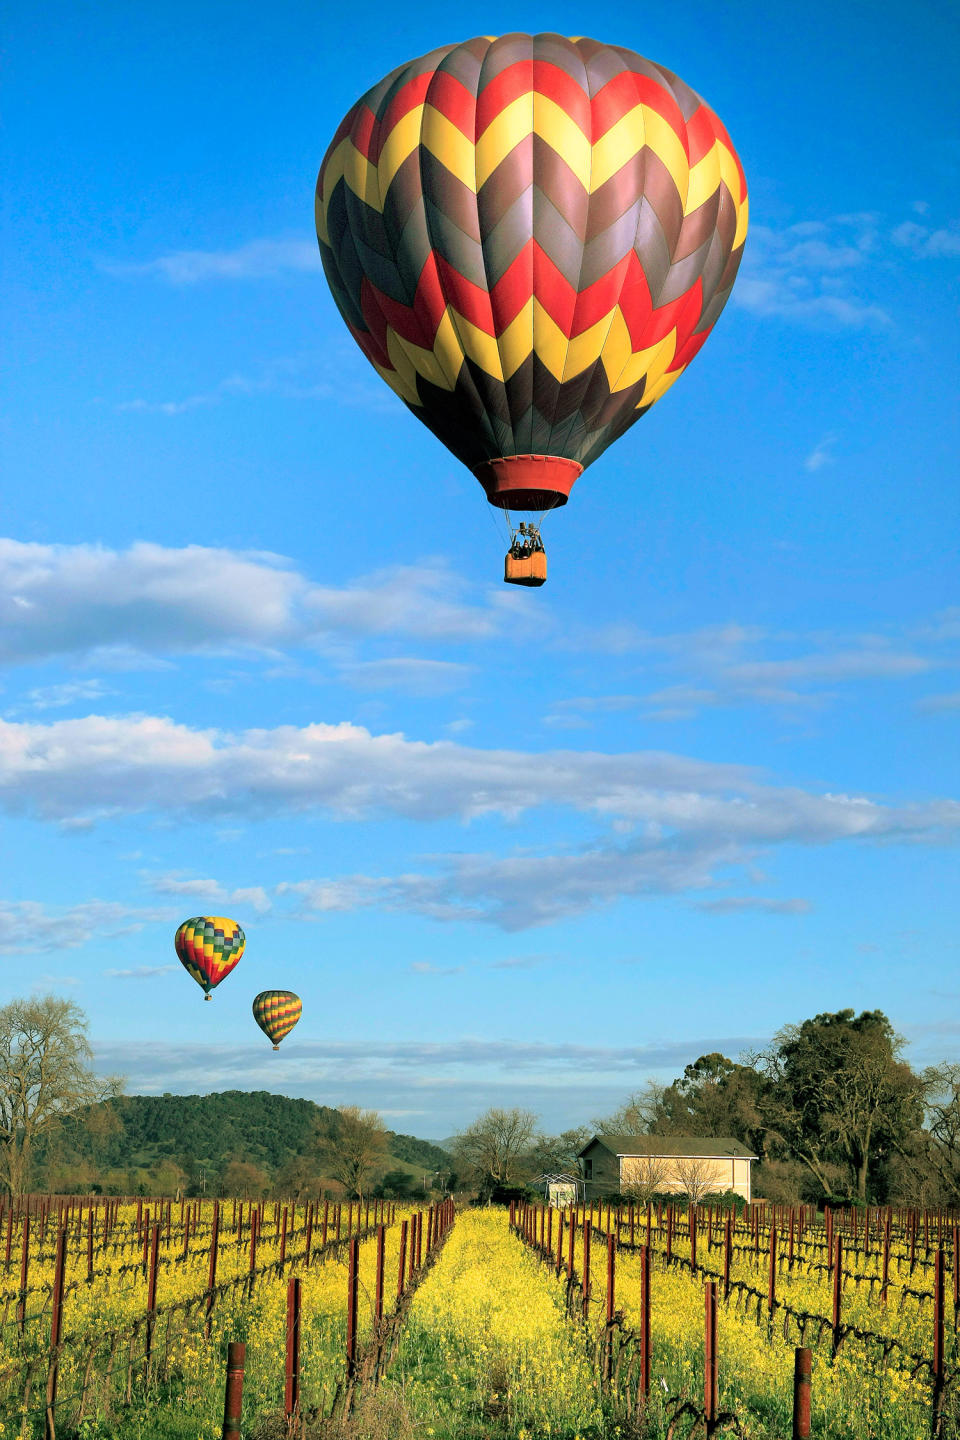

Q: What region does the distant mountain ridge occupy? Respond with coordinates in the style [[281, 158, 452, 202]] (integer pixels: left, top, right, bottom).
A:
[[45, 1090, 451, 1191]]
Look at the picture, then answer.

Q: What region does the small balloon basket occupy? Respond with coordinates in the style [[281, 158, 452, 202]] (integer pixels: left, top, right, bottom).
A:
[[504, 550, 547, 587]]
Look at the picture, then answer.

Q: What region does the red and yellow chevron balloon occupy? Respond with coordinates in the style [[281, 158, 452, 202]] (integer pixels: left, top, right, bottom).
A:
[[252, 991, 302, 1050], [316, 34, 747, 516], [174, 916, 245, 1000]]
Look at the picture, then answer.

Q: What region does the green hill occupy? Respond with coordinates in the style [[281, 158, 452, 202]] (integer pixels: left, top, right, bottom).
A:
[[39, 1090, 451, 1197]]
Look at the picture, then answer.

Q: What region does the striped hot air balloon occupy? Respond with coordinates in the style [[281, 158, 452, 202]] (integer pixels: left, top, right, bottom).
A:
[[252, 991, 302, 1050], [316, 34, 748, 583], [175, 917, 245, 1000]]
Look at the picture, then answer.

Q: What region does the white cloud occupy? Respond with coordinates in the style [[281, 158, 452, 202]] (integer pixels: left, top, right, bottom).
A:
[[892, 222, 960, 258], [695, 897, 812, 915], [0, 900, 166, 955], [338, 658, 472, 695], [104, 238, 321, 284], [410, 961, 465, 976], [145, 872, 272, 915], [0, 714, 955, 847], [0, 541, 511, 666], [805, 434, 837, 472], [104, 964, 178, 980], [736, 219, 890, 329]]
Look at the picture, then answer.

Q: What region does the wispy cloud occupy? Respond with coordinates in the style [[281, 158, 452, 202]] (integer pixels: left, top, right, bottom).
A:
[[91, 1033, 768, 1131], [0, 541, 517, 668], [695, 897, 812, 915], [410, 961, 465, 976], [0, 900, 167, 955], [0, 715, 956, 852], [805, 434, 837, 472], [114, 351, 392, 417], [144, 872, 272, 915], [736, 216, 890, 329], [338, 658, 472, 696], [104, 237, 320, 284], [891, 221, 960, 259], [104, 964, 178, 980]]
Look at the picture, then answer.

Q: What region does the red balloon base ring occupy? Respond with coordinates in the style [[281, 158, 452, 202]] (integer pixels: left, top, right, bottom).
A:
[[474, 455, 582, 511]]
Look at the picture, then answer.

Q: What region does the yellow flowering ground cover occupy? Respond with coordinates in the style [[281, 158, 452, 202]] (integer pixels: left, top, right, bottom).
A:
[[380, 1208, 605, 1440], [0, 1202, 412, 1439], [546, 1204, 950, 1439]]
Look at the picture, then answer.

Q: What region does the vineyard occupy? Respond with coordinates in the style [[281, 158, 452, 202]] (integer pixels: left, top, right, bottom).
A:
[[2, 1193, 960, 1438]]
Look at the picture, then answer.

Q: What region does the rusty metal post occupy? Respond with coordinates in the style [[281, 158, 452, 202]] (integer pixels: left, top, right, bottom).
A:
[[568, 1205, 576, 1276], [44, 1226, 68, 1440], [221, 1341, 245, 1439], [640, 1242, 651, 1400], [933, 1246, 945, 1430], [346, 1234, 360, 1379], [582, 1217, 591, 1320], [704, 1280, 718, 1425], [86, 1207, 94, 1283], [17, 1211, 30, 1336], [397, 1219, 408, 1299], [280, 1205, 288, 1268], [792, 1347, 811, 1438], [305, 1203, 314, 1267], [285, 1277, 301, 1422], [724, 1213, 732, 1301], [604, 1232, 616, 1381], [690, 1204, 697, 1275], [248, 1209, 258, 1289], [322, 1200, 329, 1248], [831, 1235, 842, 1355], [666, 1205, 673, 1263], [375, 1224, 385, 1329], [415, 1209, 423, 1270], [205, 1206, 219, 1339], [768, 1226, 778, 1314], [146, 1221, 160, 1367], [556, 1210, 564, 1274], [953, 1224, 959, 1311]]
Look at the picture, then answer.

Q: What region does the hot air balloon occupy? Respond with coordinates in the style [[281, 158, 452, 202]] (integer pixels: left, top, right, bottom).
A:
[[316, 34, 748, 585], [175, 917, 245, 1000], [252, 991, 302, 1050]]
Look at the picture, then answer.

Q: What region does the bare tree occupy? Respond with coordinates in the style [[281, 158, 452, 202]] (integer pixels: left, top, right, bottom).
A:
[[594, 1082, 667, 1135], [452, 1107, 538, 1196], [0, 995, 122, 1197], [673, 1156, 724, 1206], [621, 1155, 671, 1205], [318, 1106, 390, 1201]]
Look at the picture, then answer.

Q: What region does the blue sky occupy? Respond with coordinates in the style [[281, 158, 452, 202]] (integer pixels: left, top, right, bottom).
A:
[[1, 0, 958, 1138]]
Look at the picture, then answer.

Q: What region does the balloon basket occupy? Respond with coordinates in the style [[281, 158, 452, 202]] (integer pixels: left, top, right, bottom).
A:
[[504, 551, 547, 587], [204, 994, 212, 1001], [273, 1045, 280, 1051]]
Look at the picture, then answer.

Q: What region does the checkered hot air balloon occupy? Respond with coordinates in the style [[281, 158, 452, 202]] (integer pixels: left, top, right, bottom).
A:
[[252, 991, 302, 1050], [316, 34, 748, 583], [174, 917, 245, 1000]]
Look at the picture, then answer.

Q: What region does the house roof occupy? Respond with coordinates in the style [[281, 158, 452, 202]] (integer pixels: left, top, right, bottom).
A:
[[579, 1134, 757, 1160]]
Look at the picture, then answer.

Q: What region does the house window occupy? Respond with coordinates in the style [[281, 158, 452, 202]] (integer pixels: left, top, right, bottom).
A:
[[584, 1158, 593, 1179]]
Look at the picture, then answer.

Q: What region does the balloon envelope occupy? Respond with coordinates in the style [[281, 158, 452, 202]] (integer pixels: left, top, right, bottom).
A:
[[316, 34, 748, 512], [175, 916, 245, 998], [252, 991, 303, 1049]]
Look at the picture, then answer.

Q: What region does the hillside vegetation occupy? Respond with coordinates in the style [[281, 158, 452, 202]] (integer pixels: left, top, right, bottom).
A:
[[37, 1090, 451, 1198]]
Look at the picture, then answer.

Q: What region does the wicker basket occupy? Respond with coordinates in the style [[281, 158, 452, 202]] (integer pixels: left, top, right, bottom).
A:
[[504, 550, 547, 587]]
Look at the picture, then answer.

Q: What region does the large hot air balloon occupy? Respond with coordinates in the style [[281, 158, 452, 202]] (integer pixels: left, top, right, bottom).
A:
[[175, 917, 245, 1000], [252, 991, 302, 1050], [316, 34, 747, 585]]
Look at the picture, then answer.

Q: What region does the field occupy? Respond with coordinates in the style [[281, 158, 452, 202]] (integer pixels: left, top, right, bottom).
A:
[[1, 1194, 958, 1438]]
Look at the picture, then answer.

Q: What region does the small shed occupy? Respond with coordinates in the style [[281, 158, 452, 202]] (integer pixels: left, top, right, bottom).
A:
[[577, 1135, 757, 1203], [536, 1172, 581, 1207]]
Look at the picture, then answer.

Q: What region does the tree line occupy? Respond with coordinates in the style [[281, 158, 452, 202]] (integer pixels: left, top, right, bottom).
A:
[[451, 1008, 960, 1208], [3, 995, 959, 1207]]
